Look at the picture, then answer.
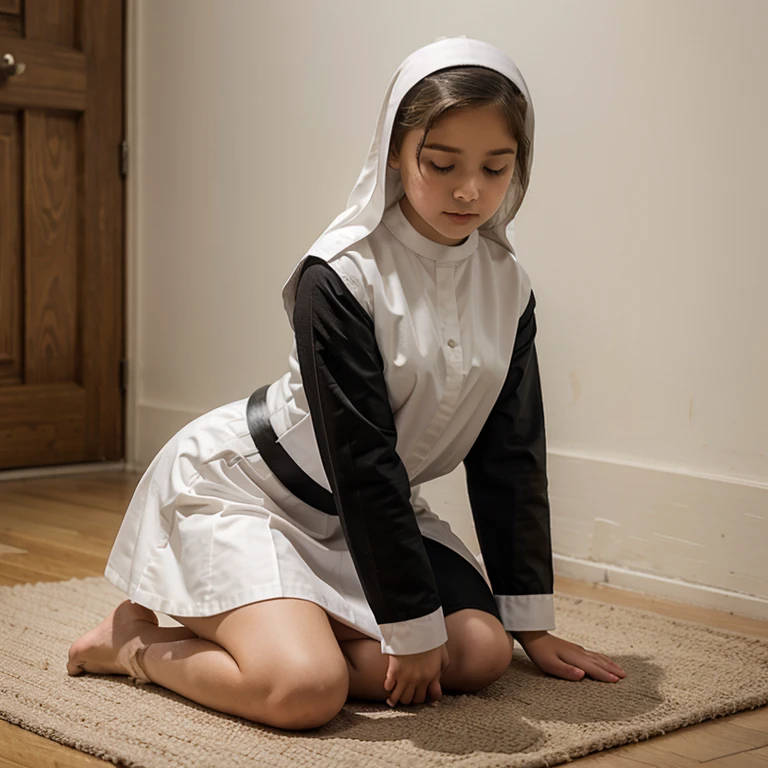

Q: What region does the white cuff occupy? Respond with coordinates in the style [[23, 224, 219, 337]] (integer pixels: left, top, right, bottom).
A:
[[378, 605, 448, 656], [495, 594, 556, 632]]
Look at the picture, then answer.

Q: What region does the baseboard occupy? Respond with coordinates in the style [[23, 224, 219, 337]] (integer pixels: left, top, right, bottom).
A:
[[466, 449, 768, 622], [543, 451, 767, 608], [0, 462, 126, 482], [553, 553, 768, 620], [472, 550, 768, 621]]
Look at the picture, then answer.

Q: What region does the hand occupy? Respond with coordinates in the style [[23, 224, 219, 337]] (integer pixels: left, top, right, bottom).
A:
[[383, 643, 450, 707], [513, 630, 626, 682]]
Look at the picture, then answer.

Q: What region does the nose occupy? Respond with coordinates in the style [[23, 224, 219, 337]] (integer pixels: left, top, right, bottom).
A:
[[453, 175, 481, 203]]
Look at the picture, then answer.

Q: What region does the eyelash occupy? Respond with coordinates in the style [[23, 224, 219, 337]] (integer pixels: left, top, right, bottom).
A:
[[429, 162, 507, 177]]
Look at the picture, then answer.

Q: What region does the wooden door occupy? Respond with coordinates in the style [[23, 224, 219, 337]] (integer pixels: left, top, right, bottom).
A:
[[0, 0, 124, 470]]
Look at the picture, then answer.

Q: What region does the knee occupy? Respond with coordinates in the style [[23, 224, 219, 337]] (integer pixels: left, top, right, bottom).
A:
[[265, 660, 350, 730], [451, 628, 513, 693]]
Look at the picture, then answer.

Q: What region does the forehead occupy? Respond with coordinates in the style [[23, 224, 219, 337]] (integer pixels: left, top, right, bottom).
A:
[[418, 105, 517, 147]]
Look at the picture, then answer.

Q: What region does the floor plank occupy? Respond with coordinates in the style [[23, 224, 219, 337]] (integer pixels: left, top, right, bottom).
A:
[[578, 739, 701, 767], [725, 706, 768, 732], [646, 719, 768, 761], [0, 720, 109, 767], [707, 752, 768, 767]]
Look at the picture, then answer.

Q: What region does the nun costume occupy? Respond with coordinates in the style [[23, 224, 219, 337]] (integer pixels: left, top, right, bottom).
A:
[[105, 35, 555, 658]]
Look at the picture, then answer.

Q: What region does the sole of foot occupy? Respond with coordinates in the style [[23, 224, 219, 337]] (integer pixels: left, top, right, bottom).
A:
[[67, 599, 158, 680]]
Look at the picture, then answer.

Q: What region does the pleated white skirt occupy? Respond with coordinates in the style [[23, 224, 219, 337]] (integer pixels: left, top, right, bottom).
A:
[[104, 397, 488, 645]]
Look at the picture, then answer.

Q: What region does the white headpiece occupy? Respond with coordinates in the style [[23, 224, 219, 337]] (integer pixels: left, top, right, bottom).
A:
[[281, 36, 535, 325]]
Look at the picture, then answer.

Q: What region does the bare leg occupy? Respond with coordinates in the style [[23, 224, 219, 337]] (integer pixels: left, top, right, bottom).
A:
[[338, 610, 511, 702], [67, 600, 257, 715], [67, 598, 349, 729], [340, 638, 390, 700], [340, 637, 469, 701]]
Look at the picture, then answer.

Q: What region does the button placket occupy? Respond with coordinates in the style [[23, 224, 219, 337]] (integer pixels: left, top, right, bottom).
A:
[[411, 264, 464, 467]]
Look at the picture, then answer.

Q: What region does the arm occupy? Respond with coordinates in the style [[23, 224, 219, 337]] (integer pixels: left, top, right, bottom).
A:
[[462, 290, 556, 637], [293, 256, 447, 656], [462, 293, 629, 684]]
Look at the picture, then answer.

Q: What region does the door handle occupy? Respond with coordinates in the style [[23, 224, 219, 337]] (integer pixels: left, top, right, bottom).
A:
[[1, 53, 26, 80]]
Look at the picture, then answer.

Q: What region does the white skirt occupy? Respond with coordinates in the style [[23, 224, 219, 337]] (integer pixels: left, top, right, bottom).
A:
[[104, 397, 489, 646]]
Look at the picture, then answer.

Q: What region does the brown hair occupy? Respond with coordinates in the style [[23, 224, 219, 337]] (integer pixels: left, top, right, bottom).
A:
[[389, 65, 530, 192]]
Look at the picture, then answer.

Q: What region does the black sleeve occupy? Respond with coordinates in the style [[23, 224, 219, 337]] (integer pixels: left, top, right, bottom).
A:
[[462, 291, 555, 600], [293, 256, 443, 627]]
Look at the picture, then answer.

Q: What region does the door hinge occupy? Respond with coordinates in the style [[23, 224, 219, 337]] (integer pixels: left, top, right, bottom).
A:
[[120, 140, 129, 177], [119, 359, 128, 392]]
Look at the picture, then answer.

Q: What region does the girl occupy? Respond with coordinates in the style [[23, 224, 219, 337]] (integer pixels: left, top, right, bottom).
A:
[[67, 36, 626, 731]]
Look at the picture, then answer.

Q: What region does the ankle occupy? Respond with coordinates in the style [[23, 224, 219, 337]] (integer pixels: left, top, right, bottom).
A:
[[126, 641, 152, 685]]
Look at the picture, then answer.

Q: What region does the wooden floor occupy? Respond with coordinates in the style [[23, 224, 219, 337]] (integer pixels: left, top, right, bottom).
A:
[[0, 469, 765, 768]]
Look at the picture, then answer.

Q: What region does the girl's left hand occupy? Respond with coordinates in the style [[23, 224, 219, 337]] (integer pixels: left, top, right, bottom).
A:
[[514, 631, 627, 682]]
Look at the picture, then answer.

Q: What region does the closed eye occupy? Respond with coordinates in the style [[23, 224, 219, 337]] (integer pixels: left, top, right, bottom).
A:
[[430, 162, 507, 177]]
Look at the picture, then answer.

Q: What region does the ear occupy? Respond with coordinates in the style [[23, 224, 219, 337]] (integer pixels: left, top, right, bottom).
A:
[[387, 145, 400, 170]]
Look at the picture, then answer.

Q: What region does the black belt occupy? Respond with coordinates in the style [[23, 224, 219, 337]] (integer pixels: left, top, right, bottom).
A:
[[245, 385, 337, 515]]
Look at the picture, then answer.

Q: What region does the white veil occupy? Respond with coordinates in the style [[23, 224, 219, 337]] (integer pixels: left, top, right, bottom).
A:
[[281, 35, 535, 326]]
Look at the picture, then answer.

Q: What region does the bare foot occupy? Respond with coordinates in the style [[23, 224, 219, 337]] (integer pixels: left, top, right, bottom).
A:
[[67, 599, 159, 682]]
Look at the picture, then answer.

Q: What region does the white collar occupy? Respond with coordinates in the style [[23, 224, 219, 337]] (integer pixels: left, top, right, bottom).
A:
[[381, 200, 479, 263]]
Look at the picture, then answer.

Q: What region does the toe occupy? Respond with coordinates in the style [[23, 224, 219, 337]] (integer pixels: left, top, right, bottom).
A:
[[67, 640, 86, 676]]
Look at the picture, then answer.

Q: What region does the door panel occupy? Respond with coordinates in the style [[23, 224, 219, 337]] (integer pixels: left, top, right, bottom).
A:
[[0, 0, 124, 469]]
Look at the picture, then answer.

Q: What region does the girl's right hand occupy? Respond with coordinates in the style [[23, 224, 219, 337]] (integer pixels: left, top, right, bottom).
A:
[[384, 643, 450, 707]]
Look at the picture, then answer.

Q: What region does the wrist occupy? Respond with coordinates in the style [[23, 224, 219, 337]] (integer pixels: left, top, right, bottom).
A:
[[511, 630, 549, 645]]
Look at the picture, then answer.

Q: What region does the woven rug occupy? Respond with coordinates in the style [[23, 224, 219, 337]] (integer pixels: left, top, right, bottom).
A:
[[1, 577, 767, 768]]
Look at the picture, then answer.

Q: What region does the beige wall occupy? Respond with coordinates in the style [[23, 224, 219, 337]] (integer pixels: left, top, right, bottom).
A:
[[126, 0, 768, 617]]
